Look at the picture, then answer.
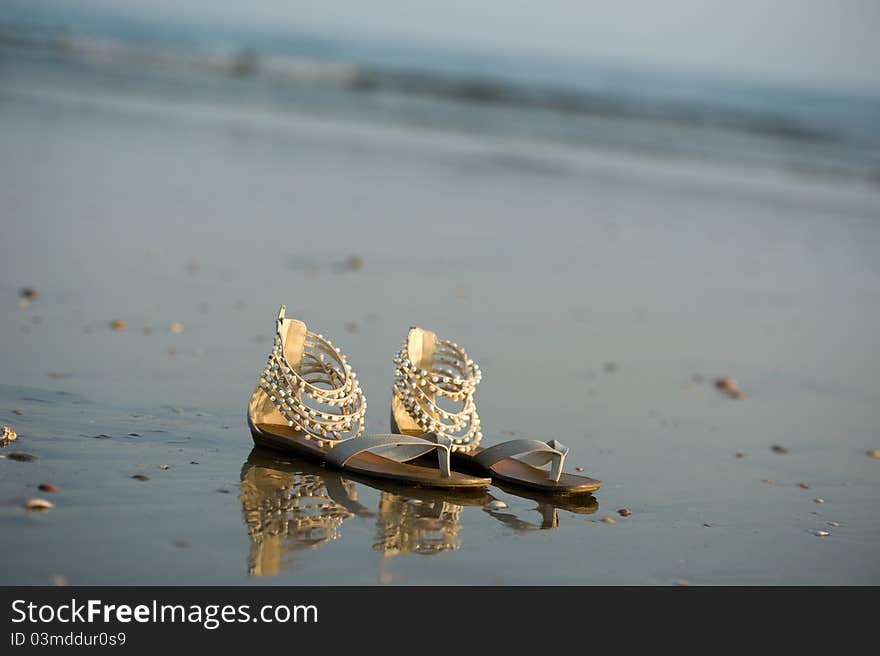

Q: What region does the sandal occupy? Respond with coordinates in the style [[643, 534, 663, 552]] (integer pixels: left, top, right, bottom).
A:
[[390, 326, 602, 495], [247, 306, 490, 489]]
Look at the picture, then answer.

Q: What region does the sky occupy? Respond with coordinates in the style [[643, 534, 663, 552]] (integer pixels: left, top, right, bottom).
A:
[[11, 0, 880, 93]]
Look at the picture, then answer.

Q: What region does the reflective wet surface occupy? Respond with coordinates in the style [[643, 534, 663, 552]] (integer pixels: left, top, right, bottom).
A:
[[2, 49, 880, 584], [241, 449, 597, 577]]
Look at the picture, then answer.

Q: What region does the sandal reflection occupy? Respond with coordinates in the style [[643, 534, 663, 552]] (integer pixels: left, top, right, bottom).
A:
[[240, 448, 487, 575], [483, 482, 598, 531], [240, 448, 599, 576], [240, 448, 370, 576]]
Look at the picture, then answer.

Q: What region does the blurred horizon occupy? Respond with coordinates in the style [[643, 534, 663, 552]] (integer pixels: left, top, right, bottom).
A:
[[3, 0, 879, 185], [2, 0, 879, 97]]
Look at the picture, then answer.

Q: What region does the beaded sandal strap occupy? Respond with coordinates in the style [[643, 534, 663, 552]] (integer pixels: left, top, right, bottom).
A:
[[259, 305, 366, 447], [392, 330, 483, 453]]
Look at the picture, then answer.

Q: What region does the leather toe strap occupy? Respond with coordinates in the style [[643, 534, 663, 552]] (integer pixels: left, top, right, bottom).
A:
[[325, 433, 453, 477], [472, 438, 569, 482]]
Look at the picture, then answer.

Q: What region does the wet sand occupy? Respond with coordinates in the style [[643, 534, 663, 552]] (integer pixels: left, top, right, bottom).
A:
[[1, 78, 880, 584]]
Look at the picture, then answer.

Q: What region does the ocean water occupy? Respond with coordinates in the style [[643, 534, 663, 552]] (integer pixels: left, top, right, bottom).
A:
[[2, 3, 879, 182], [1, 5, 879, 585]]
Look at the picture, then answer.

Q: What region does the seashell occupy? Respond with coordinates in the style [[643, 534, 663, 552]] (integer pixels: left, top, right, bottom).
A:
[[1, 425, 17, 444]]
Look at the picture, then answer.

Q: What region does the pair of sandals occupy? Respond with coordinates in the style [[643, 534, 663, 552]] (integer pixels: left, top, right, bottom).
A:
[[247, 305, 601, 495]]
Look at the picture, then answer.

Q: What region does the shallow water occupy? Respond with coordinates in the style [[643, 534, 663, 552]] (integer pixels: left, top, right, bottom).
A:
[[1, 54, 880, 584]]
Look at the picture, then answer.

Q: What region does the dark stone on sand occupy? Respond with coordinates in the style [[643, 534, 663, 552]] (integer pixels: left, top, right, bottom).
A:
[[92, 434, 112, 439], [19, 287, 38, 300], [8, 452, 36, 462], [38, 483, 57, 492], [217, 488, 230, 494], [345, 254, 365, 271], [131, 474, 149, 481], [617, 508, 632, 517], [128, 433, 140, 437], [771, 445, 789, 454]]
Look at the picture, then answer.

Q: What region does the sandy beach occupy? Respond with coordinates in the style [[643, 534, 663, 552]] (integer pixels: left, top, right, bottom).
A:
[[2, 33, 880, 584]]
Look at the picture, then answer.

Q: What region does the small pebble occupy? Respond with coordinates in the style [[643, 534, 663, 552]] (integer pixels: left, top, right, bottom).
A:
[[190, 461, 199, 465], [131, 474, 149, 481], [128, 433, 140, 437], [217, 488, 230, 494], [827, 521, 841, 527], [24, 498, 54, 511], [485, 500, 508, 510], [617, 508, 632, 517], [714, 377, 738, 391], [714, 377, 745, 399], [866, 450, 880, 459], [575, 466, 584, 472], [159, 464, 170, 470], [345, 254, 365, 271], [703, 523, 713, 527], [12, 409, 24, 416], [771, 445, 789, 454], [813, 498, 825, 504], [814, 530, 830, 537], [8, 452, 36, 462], [761, 479, 775, 484], [600, 517, 616, 524], [168, 322, 184, 334], [19, 287, 38, 300], [735, 452, 745, 458], [798, 482, 810, 489], [110, 319, 127, 332], [38, 483, 57, 492]]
